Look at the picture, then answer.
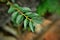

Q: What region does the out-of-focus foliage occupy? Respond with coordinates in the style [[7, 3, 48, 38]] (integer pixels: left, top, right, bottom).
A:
[[37, 0, 60, 16], [0, 0, 6, 2]]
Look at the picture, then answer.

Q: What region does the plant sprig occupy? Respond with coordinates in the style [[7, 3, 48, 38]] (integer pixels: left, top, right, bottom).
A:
[[7, 0, 43, 32]]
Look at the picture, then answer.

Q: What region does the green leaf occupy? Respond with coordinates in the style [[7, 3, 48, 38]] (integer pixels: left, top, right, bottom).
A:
[[29, 21, 34, 32], [16, 15, 24, 24], [14, 4, 20, 8], [22, 7, 31, 12], [7, 1, 10, 5], [25, 12, 32, 15], [13, 4, 23, 11], [25, 12, 32, 18], [13, 4, 31, 12], [30, 13, 39, 18], [32, 17, 43, 24], [24, 19, 28, 29], [11, 12, 18, 23], [8, 6, 15, 13], [25, 12, 39, 18], [11, 0, 15, 3]]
